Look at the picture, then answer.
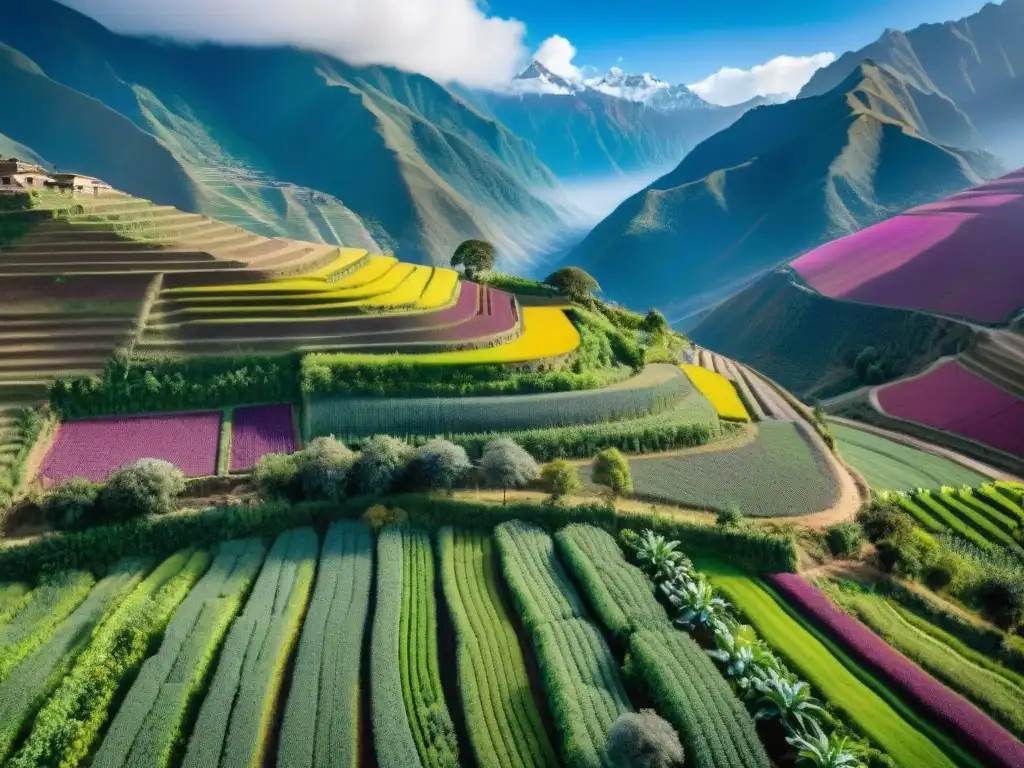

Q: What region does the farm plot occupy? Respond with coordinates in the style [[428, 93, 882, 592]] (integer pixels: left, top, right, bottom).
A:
[[438, 527, 558, 768], [8, 548, 210, 768], [681, 364, 750, 422], [307, 364, 693, 440], [876, 360, 1024, 457], [182, 528, 317, 768], [0, 582, 31, 627], [820, 581, 1024, 741], [229, 404, 296, 472], [41, 410, 222, 482], [93, 539, 266, 768], [494, 521, 632, 768], [791, 169, 1024, 324], [278, 522, 372, 768], [769, 574, 1024, 768], [554, 525, 769, 768], [584, 421, 838, 517], [832, 423, 986, 490], [697, 558, 960, 768], [0, 558, 150, 762], [905, 488, 1023, 553]]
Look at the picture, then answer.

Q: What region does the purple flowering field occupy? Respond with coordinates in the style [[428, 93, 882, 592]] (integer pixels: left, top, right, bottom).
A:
[[768, 573, 1024, 768], [41, 411, 222, 482], [230, 404, 296, 472]]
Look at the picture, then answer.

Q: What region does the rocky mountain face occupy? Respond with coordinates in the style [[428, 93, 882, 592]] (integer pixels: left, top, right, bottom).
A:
[[566, 62, 1003, 325]]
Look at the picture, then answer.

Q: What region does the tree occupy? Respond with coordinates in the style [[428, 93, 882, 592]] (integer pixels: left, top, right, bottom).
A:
[[540, 460, 581, 502], [98, 458, 186, 521], [356, 435, 413, 495], [481, 438, 539, 504], [417, 439, 472, 492], [642, 309, 669, 335], [606, 710, 686, 768], [592, 448, 632, 498], [450, 239, 496, 280], [253, 452, 300, 500], [545, 266, 600, 302], [716, 505, 744, 528], [295, 436, 356, 502]]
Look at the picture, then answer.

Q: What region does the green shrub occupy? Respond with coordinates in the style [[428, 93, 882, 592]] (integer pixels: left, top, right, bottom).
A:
[[253, 453, 300, 500], [592, 448, 632, 496], [857, 500, 912, 543], [976, 576, 1024, 630], [295, 437, 356, 502], [541, 460, 581, 501], [606, 710, 686, 768], [826, 521, 864, 558], [877, 528, 938, 579], [716, 505, 744, 528], [415, 439, 472, 492], [46, 478, 100, 531], [356, 436, 413, 495], [98, 459, 185, 520]]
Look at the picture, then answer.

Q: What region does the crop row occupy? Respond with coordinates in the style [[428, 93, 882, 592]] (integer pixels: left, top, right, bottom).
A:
[[909, 488, 1023, 553], [494, 521, 631, 768], [0, 581, 31, 626], [438, 527, 558, 768], [182, 528, 317, 768], [94, 539, 267, 768], [555, 525, 769, 768], [9, 548, 211, 767], [307, 363, 692, 440], [278, 522, 373, 768], [769, 573, 1024, 768], [371, 527, 422, 768], [0, 558, 150, 762], [0, 569, 96, 682]]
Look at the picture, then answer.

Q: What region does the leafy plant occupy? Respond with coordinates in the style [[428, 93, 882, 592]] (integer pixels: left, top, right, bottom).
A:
[[753, 667, 825, 734]]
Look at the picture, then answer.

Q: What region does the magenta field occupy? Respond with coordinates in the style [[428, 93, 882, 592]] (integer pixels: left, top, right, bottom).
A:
[[40, 411, 222, 482], [230, 404, 296, 472], [792, 169, 1024, 323], [768, 573, 1024, 768], [876, 361, 1024, 457]]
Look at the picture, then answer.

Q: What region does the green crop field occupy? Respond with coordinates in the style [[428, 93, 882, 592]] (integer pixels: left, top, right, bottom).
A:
[[832, 423, 987, 490], [585, 421, 838, 517], [695, 558, 961, 768]]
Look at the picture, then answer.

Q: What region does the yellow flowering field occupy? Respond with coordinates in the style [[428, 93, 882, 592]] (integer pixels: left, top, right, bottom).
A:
[[681, 364, 750, 422]]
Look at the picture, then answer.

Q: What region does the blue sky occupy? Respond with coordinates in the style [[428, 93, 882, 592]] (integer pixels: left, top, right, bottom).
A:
[[490, 0, 984, 83]]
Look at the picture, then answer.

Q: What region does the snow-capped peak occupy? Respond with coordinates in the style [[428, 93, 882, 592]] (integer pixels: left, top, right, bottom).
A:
[[511, 60, 586, 95]]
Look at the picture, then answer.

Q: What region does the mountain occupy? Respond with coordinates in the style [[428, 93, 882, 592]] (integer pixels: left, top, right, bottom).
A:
[[800, 0, 1024, 164], [0, 0, 569, 269], [469, 62, 763, 178], [566, 62, 1003, 324]]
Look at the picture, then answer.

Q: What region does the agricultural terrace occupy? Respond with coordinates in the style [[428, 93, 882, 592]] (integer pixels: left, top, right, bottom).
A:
[[696, 558, 964, 768], [40, 410, 222, 482], [581, 421, 839, 517], [895, 485, 1024, 553], [306, 363, 693, 440], [681, 364, 750, 422], [876, 360, 1024, 457], [792, 168, 1024, 324], [832, 422, 987, 490]]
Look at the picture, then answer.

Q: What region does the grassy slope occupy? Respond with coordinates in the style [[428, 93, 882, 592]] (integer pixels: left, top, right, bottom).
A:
[[569, 63, 1000, 324], [580, 421, 837, 517], [695, 558, 968, 768], [689, 270, 974, 399], [832, 423, 986, 490]]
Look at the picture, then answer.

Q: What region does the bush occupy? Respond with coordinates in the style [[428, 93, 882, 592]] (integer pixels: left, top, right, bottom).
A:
[[416, 439, 472, 492], [716, 505, 743, 528], [876, 528, 938, 579], [481, 438, 539, 503], [976, 576, 1024, 629], [356, 435, 413, 495], [254, 452, 300, 500], [605, 710, 686, 768], [540, 460, 581, 501], [97, 459, 185, 521], [545, 266, 600, 302], [857, 500, 912, 543], [295, 437, 356, 502], [361, 504, 408, 531], [826, 521, 864, 558], [592, 448, 632, 496], [47, 477, 100, 530]]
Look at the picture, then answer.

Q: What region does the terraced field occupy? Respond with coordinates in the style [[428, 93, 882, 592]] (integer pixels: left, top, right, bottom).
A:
[[583, 421, 839, 517]]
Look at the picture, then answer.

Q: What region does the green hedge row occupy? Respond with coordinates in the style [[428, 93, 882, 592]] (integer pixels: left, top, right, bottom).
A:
[[0, 495, 797, 583]]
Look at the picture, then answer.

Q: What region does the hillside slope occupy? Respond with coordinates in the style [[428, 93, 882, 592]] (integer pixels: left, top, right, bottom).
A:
[[0, 0, 566, 268], [800, 0, 1024, 164], [567, 63, 1002, 323]]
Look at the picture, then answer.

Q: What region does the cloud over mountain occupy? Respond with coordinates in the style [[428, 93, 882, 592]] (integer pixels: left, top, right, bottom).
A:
[[59, 0, 527, 87], [688, 52, 836, 105], [532, 35, 583, 81]]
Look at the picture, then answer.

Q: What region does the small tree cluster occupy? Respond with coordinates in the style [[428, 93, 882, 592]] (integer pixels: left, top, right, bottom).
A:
[[540, 460, 581, 503], [481, 438, 539, 504], [450, 239, 496, 281], [545, 266, 600, 303], [592, 448, 632, 498], [48, 459, 186, 529], [606, 710, 685, 768]]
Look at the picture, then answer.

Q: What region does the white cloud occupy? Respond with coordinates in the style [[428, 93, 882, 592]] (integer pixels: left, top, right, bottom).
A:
[[533, 35, 583, 81], [61, 0, 527, 88], [687, 52, 836, 106]]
